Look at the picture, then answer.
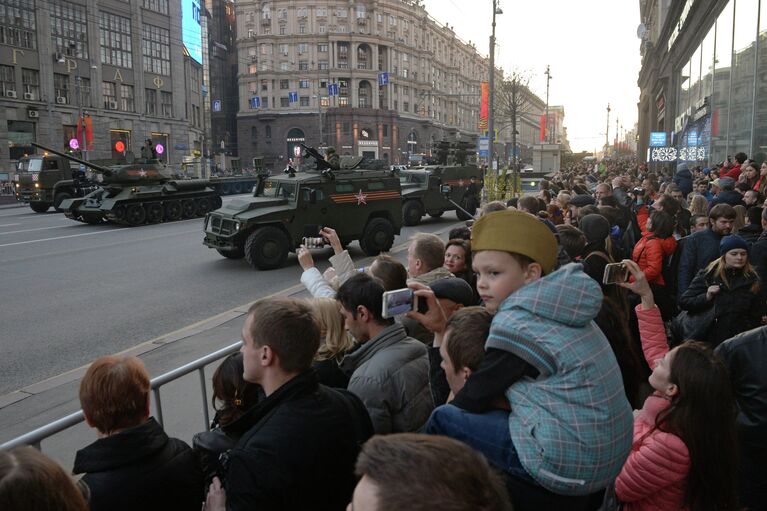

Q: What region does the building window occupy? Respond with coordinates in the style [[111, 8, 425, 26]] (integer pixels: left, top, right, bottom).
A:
[[21, 68, 38, 99], [142, 0, 168, 15], [299, 79, 309, 89], [318, 43, 328, 53], [317, 7, 327, 17], [299, 24, 306, 34], [318, 60, 329, 70], [297, 6, 307, 17], [102, 81, 117, 108], [261, 96, 268, 108], [99, 12, 132, 68], [279, 43, 289, 55], [0, 65, 15, 95], [336, 8, 347, 17], [251, 126, 257, 143], [280, 97, 289, 107], [76, 76, 91, 106], [382, 124, 388, 137], [120, 84, 134, 111], [248, 63, 257, 74], [297, 42, 308, 54], [190, 66, 200, 93], [145, 87, 156, 114], [265, 125, 272, 138], [161, 91, 172, 117], [342, 122, 350, 134], [54, 73, 70, 103], [403, 101, 409, 112], [0, 0, 36, 49], [280, 61, 290, 71], [298, 60, 308, 71], [279, 26, 285, 35], [142, 24, 171, 75], [300, 96, 309, 106], [356, 5, 366, 18], [51, 0, 88, 59], [260, 43, 271, 55], [260, 79, 268, 91], [319, 24, 326, 34], [277, 7, 287, 19], [280, 79, 289, 89]]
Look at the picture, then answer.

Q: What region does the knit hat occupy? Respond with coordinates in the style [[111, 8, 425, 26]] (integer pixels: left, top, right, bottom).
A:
[[569, 194, 596, 208], [579, 214, 611, 244], [719, 234, 749, 256], [711, 178, 721, 188], [428, 277, 475, 307], [471, 210, 557, 274], [719, 177, 736, 190]]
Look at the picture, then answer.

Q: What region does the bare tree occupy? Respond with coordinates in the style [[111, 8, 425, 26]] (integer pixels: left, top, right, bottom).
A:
[[494, 71, 533, 172]]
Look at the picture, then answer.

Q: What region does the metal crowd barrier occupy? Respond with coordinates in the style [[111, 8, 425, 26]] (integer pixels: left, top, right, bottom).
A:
[[0, 341, 243, 452]]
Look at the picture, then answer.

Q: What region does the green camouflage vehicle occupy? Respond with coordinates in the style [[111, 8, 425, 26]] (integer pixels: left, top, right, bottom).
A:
[[399, 140, 483, 226], [14, 151, 100, 213], [203, 146, 403, 270]]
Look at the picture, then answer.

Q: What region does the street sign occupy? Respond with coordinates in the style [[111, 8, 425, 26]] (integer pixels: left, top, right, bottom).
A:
[[478, 137, 489, 157], [328, 83, 339, 96], [687, 131, 699, 146], [378, 72, 389, 86], [212, 99, 221, 112], [649, 132, 666, 147], [288, 91, 298, 103], [249, 96, 261, 109]]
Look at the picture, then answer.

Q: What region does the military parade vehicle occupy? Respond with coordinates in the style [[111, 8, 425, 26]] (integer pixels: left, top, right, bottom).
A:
[[399, 140, 483, 226], [14, 151, 100, 213], [203, 145, 403, 270], [29, 143, 222, 226]]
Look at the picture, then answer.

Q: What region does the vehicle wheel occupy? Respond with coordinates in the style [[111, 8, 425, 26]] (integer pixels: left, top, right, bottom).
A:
[[220, 183, 232, 195], [112, 205, 127, 221], [456, 199, 476, 221], [164, 201, 182, 221], [402, 201, 424, 226], [232, 182, 244, 194], [211, 195, 223, 209], [53, 192, 72, 212], [195, 197, 212, 216], [360, 217, 395, 256], [125, 204, 147, 226], [80, 213, 104, 225], [146, 202, 164, 223], [30, 202, 50, 213], [429, 211, 444, 218], [217, 246, 245, 259], [181, 199, 197, 218], [244, 226, 289, 270]]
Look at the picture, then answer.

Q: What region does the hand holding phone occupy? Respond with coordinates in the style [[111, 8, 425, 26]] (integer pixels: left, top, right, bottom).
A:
[[382, 288, 426, 318], [602, 262, 629, 285]]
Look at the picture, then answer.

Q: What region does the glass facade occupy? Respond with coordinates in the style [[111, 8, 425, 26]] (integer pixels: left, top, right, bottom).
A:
[[676, 0, 767, 164]]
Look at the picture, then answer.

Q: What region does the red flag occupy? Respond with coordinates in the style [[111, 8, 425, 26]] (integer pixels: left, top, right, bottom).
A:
[[539, 115, 546, 141], [478, 82, 489, 130]]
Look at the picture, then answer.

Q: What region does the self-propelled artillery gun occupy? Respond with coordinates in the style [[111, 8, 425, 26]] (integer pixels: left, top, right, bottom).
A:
[[30, 143, 221, 226]]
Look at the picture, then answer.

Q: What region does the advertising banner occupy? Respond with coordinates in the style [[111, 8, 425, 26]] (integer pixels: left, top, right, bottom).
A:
[[478, 82, 489, 130]]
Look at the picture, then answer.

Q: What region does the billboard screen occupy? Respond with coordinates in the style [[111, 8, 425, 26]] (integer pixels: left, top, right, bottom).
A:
[[649, 132, 667, 147], [182, 0, 203, 64]]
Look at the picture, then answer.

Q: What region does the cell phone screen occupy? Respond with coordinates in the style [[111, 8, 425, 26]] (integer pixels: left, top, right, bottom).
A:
[[383, 289, 414, 317], [602, 263, 629, 285]]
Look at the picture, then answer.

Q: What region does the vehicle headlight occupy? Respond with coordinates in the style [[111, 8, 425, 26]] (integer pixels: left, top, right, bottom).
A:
[[15, 182, 19, 188], [34, 183, 39, 188], [233, 221, 241, 231]]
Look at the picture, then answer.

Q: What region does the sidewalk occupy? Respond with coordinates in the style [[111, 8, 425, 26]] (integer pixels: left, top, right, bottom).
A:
[[0, 221, 457, 468]]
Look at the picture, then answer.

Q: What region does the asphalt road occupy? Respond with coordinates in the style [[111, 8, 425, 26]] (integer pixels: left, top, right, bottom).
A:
[[0, 199, 463, 395]]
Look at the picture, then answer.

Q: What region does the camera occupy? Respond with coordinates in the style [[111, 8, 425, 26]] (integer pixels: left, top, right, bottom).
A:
[[632, 187, 645, 196], [302, 237, 325, 249], [381, 288, 428, 319]]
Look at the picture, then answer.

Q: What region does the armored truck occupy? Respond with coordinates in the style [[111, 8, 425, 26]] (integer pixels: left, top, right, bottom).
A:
[[203, 149, 403, 270], [399, 165, 483, 225], [14, 152, 100, 213]]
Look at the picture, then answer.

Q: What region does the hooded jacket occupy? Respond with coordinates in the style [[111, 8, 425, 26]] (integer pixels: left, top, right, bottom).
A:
[[73, 418, 203, 511], [673, 165, 693, 197], [340, 323, 433, 433], [486, 263, 634, 495], [633, 234, 677, 285]]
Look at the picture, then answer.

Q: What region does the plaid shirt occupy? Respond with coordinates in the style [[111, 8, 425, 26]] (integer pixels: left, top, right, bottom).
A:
[[487, 263, 633, 495]]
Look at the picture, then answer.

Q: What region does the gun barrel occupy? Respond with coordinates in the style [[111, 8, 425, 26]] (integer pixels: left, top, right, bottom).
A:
[[31, 143, 113, 176]]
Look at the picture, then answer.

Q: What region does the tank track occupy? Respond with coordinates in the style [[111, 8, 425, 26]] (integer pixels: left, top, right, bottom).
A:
[[68, 192, 223, 226]]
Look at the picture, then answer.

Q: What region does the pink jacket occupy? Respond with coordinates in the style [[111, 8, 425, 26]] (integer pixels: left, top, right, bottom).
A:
[[615, 305, 690, 511]]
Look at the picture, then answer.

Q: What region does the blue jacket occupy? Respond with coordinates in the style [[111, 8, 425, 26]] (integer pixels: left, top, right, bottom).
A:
[[673, 166, 693, 197], [486, 263, 633, 495], [677, 228, 723, 299]]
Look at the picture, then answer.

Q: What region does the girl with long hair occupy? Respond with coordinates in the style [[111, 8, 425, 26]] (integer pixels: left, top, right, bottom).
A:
[[311, 297, 356, 388], [615, 260, 739, 511], [688, 194, 709, 217], [679, 235, 764, 348], [756, 161, 767, 195]]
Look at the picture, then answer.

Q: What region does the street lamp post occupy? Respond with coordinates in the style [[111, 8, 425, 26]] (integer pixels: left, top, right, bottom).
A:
[[488, 0, 502, 171], [544, 65, 552, 144], [605, 103, 611, 157]]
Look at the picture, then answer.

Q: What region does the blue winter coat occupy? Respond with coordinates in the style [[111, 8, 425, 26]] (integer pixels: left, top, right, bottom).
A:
[[677, 228, 723, 299], [486, 263, 634, 495], [673, 165, 693, 197]]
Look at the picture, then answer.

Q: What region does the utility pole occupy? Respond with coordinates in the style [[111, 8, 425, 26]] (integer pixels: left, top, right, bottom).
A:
[[544, 65, 552, 144], [488, 0, 502, 171], [605, 103, 611, 157]]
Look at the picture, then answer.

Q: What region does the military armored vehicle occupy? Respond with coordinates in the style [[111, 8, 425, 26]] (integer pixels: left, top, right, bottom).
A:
[[30, 143, 221, 226], [203, 145, 403, 270], [399, 140, 483, 226], [14, 152, 100, 213]]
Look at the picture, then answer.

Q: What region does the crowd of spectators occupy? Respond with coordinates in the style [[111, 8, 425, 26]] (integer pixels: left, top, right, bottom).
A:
[[2, 154, 767, 511]]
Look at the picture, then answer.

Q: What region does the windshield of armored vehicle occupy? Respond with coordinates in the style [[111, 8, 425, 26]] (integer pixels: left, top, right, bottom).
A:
[[257, 179, 297, 201], [399, 172, 426, 185], [18, 158, 42, 173]]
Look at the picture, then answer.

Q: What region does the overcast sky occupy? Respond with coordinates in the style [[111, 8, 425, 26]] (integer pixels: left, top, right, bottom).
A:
[[421, 0, 642, 152]]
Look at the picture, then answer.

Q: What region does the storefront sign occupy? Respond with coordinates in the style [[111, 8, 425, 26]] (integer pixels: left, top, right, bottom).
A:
[[649, 132, 667, 147]]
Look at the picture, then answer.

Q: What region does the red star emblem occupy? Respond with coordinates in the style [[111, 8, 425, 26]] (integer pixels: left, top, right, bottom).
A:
[[356, 189, 368, 205], [138, 169, 147, 177]]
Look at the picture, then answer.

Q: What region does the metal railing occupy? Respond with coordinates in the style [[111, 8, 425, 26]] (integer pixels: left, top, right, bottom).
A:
[[0, 341, 242, 451]]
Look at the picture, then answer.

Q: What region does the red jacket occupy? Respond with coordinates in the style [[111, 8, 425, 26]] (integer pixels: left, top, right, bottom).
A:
[[720, 164, 742, 181], [632, 234, 677, 285], [615, 306, 690, 511]]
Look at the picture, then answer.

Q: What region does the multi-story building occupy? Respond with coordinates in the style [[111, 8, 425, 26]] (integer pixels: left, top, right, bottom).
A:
[[235, 0, 505, 169], [637, 0, 767, 165], [0, 0, 205, 169]]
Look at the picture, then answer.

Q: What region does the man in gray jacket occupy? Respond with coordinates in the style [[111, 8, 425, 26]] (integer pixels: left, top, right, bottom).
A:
[[338, 273, 434, 433]]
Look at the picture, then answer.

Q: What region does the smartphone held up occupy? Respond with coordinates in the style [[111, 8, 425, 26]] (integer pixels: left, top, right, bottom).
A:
[[381, 288, 428, 319], [603, 262, 629, 285]]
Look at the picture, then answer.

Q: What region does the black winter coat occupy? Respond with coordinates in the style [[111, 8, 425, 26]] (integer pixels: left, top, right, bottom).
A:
[[710, 190, 745, 208], [750, 232, 767, 283], [715, 326, 767, 454], [225, 370, 373, 511], [679, 267, 764, 348], [677, 228, 724, 299], [73, 418, 203, 511]]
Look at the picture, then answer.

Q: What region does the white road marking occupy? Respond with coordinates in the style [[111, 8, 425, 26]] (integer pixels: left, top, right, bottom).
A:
[[0, 223, 21, 227], [0, 226, 66, 236]]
